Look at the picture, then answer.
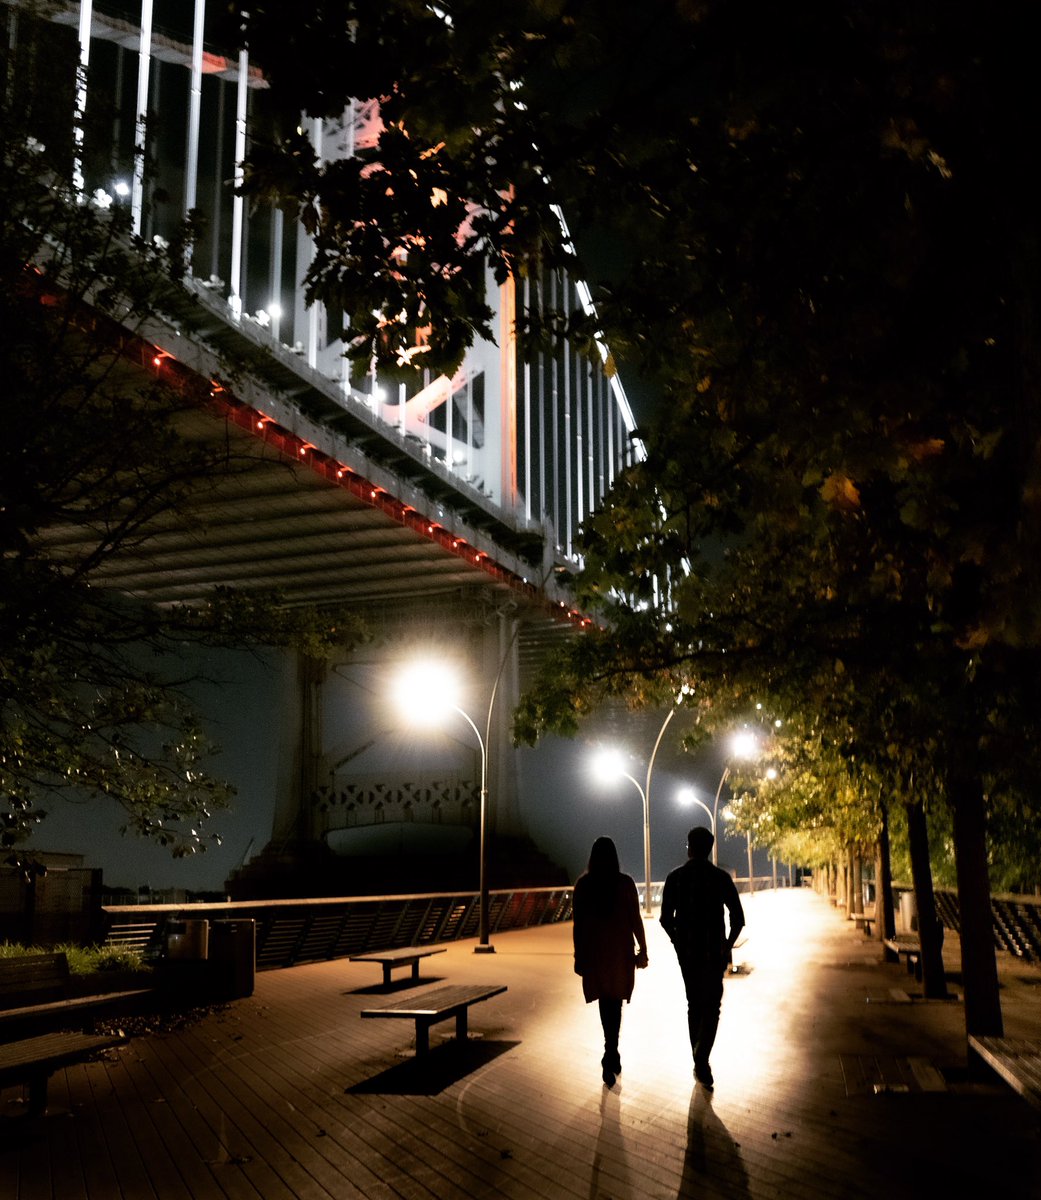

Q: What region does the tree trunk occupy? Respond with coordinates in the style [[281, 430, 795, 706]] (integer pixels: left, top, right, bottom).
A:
[[877, 804, 897, 956], [950, 761, 1004, 1038], [905, 799, 948, 999], [852, 849, 864, 917]]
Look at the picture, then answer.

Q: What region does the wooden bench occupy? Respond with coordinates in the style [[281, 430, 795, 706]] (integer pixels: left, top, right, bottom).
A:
[[349, 946, 447, 987], [968, 1036, 1041, 1111], [850, 912, 874, 937], [361, 983, 506, 1055], [0, 1030, 124, 1115], [0, 952, 153, 1037], [883, 935, 923, 981]]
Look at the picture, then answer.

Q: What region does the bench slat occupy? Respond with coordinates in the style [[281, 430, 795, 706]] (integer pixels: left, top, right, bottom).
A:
[[0, 1030, 123, 1077], [0, 989, 154, 1028], [361, 984, 505, 1020], [361, 984, 507, 1055], [969, 1036, 1041, 1110], [350, 947, 447, 965], [0, 954, 70, 1006], [0, 1030, 124, 1115]]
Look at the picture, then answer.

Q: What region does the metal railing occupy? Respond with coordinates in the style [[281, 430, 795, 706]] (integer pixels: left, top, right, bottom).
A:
[[102, 886, 574, 970]]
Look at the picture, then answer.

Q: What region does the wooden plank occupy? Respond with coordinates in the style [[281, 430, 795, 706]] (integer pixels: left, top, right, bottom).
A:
[[130, 1034, 261, 1200], [0, 953, 69, 1006], [361, 984, 506, 1020], [199, 1031, 428, 1200], [969, 1036, 1041, 1109], [349, 947, 446, 965], [155, 1022, 334, 1200]]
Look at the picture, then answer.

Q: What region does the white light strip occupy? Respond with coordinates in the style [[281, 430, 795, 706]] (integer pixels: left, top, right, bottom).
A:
[[228, 46, 249, 319], [183, 0, 205, 223], [131, 0, 153, 236], [73, 0, 93, 198]]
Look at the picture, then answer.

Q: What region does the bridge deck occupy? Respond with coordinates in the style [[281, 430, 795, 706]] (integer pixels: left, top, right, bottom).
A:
[[2, 889, 1040, 1198]]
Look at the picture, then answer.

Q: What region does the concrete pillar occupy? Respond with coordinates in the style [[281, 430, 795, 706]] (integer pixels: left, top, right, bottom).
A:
[[480, 610, 522, 837], [270, 649, 325, 845]]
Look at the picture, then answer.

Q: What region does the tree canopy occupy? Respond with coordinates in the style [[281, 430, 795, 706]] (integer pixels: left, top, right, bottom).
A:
[[236, 0, 1041, 1032], [0, 126, 365, 866]]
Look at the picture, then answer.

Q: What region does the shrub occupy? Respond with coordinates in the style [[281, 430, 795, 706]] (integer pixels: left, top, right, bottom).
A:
[[0, 940, 149, 974]]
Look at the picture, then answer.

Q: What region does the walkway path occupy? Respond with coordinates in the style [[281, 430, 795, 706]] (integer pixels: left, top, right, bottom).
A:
[[2, 888, 1040, 1198]]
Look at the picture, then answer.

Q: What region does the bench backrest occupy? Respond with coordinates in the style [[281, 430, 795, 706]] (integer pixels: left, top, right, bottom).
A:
[[0, 953, 71, 1009]]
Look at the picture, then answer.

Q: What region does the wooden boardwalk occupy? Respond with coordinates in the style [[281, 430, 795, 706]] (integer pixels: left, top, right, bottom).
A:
[[3, 889, 1040, 1199]]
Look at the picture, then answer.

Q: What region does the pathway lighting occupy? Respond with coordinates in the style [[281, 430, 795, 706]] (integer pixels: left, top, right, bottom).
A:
[[677, 786, 716, 835], [591, 749, 653, 916], [712, 730, 760, 866], [392, 659, 495, 953]]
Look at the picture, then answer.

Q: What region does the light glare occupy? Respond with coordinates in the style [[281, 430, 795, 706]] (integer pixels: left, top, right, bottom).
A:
[[730, 730, 758, 760], [591, 748, 627, 784], [393, 660, 460, 727]]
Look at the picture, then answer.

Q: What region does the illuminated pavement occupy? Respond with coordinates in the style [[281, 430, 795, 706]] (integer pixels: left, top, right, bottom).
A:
[[2, 887, 1040, 1198]]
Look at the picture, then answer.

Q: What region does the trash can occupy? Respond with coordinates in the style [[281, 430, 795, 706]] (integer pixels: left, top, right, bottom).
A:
[[209, 919, 256, 1000], [165, 918, 210, 960], [898, 890, 917, 932]]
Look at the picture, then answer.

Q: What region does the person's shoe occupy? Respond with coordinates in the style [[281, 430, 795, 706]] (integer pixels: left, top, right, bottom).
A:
[[610, 1052, 622, 1076], [694, 1063, 714, 1090], [602, 1065, 617, 1088]]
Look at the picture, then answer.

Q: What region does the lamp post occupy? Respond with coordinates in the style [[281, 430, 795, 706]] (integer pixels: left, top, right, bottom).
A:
[[711, 729, 760, 866], [677, 787, 715, 835], [592, 750, 652, 915], [393, 660, 496, 953]]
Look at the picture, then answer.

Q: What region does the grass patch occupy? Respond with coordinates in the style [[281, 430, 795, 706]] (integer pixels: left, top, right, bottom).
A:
[[0, 941, 149, 975]]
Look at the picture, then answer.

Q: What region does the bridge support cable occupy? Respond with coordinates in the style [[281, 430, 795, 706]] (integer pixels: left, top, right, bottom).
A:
[[73, 0, 92, 198], [183, 0, 205, 227], [228, 43, 250, 320], [130, 0, 153, 236]]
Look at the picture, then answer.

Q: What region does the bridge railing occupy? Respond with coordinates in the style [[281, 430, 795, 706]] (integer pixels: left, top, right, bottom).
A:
[[102, 886, 574, 971]]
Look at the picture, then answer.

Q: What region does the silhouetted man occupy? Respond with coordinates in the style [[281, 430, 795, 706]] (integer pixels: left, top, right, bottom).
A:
[[660, 826, 745, 1090]]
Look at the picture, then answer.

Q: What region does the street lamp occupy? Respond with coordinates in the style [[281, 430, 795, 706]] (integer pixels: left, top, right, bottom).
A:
[[712, 729, 759, 866], [392, 660, 496, 953], [677, 786, 715, 835], [592, 749, 652, 915]]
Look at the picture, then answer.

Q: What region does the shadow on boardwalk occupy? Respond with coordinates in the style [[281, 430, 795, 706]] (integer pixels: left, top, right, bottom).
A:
[[2, 889, 1040, 1199]]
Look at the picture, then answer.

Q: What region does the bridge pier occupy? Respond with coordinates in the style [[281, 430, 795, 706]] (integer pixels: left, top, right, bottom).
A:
[[230, 601, 562, 898]]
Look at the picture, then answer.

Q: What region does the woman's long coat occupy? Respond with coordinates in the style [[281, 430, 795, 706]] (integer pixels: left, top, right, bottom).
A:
[[573, 872, 645, 1003]]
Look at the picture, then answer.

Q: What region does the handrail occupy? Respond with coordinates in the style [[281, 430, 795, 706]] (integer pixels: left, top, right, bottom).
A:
[[102, 886, 575, 970]]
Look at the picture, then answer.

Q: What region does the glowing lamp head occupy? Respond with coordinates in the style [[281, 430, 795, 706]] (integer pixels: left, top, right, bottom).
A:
[[393, 660, 461, 727], [591, 748, 627, 785], [730, 730, 758, 761]]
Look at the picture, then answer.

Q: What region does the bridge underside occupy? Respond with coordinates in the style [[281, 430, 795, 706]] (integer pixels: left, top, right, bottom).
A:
[[35, 399, 545, 613], [29, 315, 581, 667]]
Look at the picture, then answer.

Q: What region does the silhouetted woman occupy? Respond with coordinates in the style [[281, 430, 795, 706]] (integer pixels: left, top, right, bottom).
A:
[[573, 835, 649, 1087]]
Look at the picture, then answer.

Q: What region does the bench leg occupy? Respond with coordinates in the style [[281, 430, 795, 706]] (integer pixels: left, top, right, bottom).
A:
[[415, 1021, 430, 1056], [382, 964, 393, 987], [411, 961, 420, 982], [455, 1010, 469, 1042]]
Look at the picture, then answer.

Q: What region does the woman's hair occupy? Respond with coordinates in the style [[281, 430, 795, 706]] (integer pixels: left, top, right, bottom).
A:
[[587, 835, 620, 876]]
